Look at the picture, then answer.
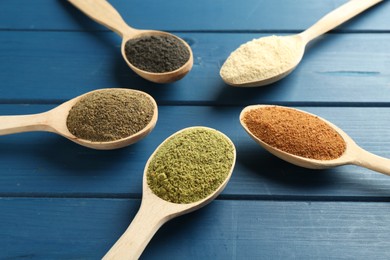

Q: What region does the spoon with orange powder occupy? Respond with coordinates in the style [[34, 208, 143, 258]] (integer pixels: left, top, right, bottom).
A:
[[240, 105, 390, 175]]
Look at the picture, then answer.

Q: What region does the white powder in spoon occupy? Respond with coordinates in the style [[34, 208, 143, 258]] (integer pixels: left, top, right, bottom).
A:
[[220, 35, 302, 85]]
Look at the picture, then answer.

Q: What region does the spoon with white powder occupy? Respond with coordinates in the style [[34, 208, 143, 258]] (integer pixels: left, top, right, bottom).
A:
[[220, 0, 383, 87]]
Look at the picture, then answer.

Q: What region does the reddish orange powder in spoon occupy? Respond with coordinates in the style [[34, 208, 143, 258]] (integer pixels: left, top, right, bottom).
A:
[[242, 106, 346, 160]]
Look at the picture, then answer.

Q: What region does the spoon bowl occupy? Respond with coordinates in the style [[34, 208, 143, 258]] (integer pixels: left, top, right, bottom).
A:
[[102, 127, 236, 260], [121, 30, 194, 83], [0, 88, 158, 150], [222, 35, 305, 87], [221, 0, 383, 87], [240, 105, 390, 175], [68, 0, 193, 83]]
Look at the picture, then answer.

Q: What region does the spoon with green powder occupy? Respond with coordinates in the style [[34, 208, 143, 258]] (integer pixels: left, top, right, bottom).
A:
[[220, 0, 383, 87], [240, 105, 390, 176], [103, 127, 236, 260], [0, 88, 158, 150], [68, 0, 193, 83]]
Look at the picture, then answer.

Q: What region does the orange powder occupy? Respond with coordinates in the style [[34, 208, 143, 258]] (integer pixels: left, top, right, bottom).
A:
[[243, 106, 346, 160]]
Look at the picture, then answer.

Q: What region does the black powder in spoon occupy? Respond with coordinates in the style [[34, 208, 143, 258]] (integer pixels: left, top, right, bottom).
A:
[[66, 89, 155, 142], [124, 35, 190, 73]]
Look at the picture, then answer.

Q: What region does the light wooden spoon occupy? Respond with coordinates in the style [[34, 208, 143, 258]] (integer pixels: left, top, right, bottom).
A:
[[240, 105, 390, 175], [103, 127, 236, 260], [0, 88, 158, 150], [221, 0, 383, 87], [68, 0, 193, 83]]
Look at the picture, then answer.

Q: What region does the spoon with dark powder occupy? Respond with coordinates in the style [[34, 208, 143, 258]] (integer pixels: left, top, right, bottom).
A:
[[68, 0, 193, 83]]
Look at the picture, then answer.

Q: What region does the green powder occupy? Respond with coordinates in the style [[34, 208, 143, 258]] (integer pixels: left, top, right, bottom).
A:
[[146, 127, 235, 204], [66, 89, 155, 142]]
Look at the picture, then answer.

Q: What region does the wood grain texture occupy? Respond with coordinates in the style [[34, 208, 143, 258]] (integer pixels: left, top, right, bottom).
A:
[[0, 0, 389, 259], [0, 0, 389, 31], [0, 105, 389, 198], [1, 198, 390, 259], [0, 32, 389, 104]]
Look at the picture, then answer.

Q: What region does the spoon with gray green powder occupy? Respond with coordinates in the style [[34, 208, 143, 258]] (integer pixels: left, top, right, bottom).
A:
[[0, 88, 158, 150], [103, 127, 236, 260], [68, 0, 193, 83]]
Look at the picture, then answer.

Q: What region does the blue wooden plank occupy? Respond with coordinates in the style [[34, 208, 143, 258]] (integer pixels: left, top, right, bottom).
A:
[[0, 1, 388, 259], [0, 0, 389, 31], [0, 32, 389, 104], [0, 105, 389, 198], [1, 198, 390, 259]]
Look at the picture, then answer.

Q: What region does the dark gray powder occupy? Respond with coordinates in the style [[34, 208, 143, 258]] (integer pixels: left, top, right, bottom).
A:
[[124, 35, 190, 73]]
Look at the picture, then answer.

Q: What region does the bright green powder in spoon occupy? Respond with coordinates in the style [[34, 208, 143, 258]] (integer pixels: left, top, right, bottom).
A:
[[146, 127, 235, 204]]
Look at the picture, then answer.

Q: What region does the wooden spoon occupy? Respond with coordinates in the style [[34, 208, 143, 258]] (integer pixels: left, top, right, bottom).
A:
[[240, 105, 390, 175], [103, 127, 236, 260], [68, 0, 193, 83], [221, 0, 383, 87], [0, 88, 158, 150]]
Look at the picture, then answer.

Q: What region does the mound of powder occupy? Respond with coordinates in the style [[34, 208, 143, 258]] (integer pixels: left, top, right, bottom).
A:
[[147, 128, 235, 204], [124, 35, 190, 73], [220, 35, 301, 84], [242, 106, 346, 160], [66, 89, 155, 142]]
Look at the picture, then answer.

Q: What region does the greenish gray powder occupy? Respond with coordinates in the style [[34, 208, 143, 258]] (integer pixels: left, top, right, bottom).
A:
[[146, 128, 235, 204], [66, 89, 154, 142]]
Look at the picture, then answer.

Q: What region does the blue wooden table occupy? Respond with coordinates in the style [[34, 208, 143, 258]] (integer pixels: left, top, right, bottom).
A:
[[1, 0, 390, 259]]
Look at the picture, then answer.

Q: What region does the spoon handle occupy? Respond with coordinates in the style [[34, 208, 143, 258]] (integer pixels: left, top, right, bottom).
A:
[[353, 146, 390, 176], [299, 0, 383, 43], [67, 0, 134, 37], [0, 113, 52, 135], [102, 200, 170, 260]]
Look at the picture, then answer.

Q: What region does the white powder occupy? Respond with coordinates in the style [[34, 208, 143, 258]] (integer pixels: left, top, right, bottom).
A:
[[220, 35, 301, 85]]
